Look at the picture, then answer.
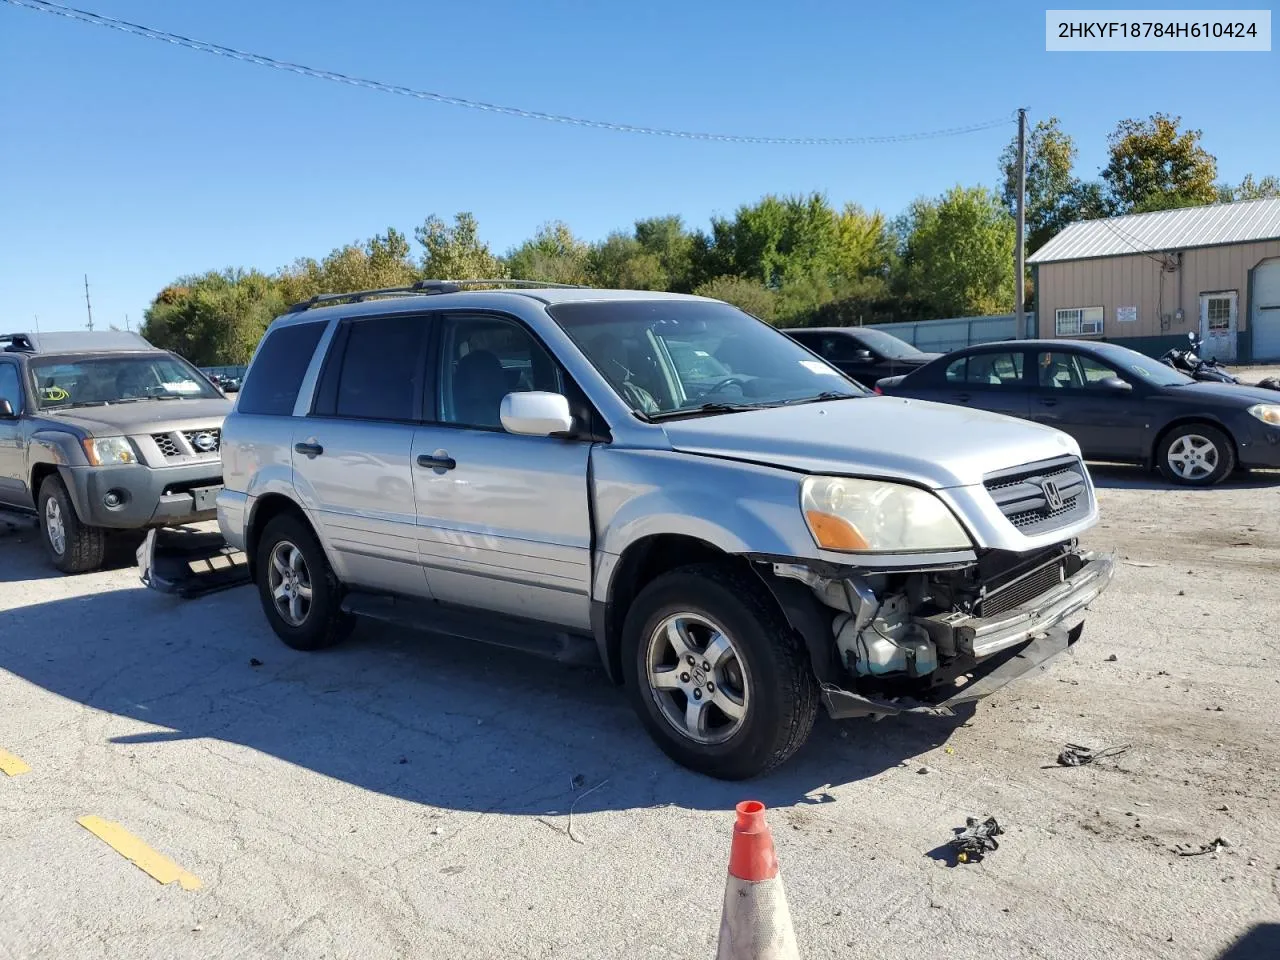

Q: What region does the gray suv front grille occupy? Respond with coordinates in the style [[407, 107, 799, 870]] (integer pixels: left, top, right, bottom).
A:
[[151, 428, 221, 460], [984, 456, 1091, 535]]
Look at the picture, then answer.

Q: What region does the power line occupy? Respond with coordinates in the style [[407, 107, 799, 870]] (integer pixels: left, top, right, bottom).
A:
[[5, 0, 1017, 147]]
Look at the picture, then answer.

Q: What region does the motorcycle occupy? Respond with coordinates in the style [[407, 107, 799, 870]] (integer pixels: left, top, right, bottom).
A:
[[1159, 333, 1280, 390]]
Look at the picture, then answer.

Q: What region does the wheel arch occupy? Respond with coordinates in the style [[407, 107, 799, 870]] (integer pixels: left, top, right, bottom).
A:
[[1148, 415, 1239, 468], [244, 493, 316, 581]]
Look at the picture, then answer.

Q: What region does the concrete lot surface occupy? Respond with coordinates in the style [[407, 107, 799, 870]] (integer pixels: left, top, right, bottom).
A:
[[1, 465, 1279, 960]]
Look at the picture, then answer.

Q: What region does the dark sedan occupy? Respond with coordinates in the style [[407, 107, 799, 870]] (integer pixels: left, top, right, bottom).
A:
[[786, 327, 941, 388], [876, 339, 1280, 486]]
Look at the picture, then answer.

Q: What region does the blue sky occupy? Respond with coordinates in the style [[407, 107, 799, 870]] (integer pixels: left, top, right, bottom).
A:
[[1, 0, 1276, 332]]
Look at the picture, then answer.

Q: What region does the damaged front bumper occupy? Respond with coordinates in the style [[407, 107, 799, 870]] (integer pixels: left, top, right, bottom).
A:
[[817, 551, 1114, 719], [137, 526, 251, 598]]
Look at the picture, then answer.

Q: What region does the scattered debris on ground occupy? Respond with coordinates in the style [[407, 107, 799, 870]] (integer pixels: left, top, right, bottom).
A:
[[248, 658, 263, 667], [949, 816, 1003, 864], [1176, 837, 1231, 857], [1105, 654, 1118, 662], [1051, 743, 1132, 768]]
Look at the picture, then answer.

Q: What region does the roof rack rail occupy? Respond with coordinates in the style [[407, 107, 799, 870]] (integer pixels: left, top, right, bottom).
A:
[[0, 333, 37, 353], [285, 278, 589, 313]]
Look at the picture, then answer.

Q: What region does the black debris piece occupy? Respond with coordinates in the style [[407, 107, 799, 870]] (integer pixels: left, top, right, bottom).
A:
[[1176, 837, 1231, 857], [949, 816, 1003, 864], [1054, 743, 1131, 767], [248, 658, 264, 667], [1105, 654, 1118, 662]]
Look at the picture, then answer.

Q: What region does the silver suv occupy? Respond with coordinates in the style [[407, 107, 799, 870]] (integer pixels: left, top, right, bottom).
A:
[[154, 282, 1113, 779]]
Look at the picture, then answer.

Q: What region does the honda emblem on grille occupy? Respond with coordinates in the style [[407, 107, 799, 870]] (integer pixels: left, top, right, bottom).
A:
[[1040, 478, 1064, 511], [192, 432, 217, 453]]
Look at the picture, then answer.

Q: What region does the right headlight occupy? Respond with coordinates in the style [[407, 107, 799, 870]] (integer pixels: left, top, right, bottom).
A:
[[801, 476, 971, 553], [1248, 403, 1280, 426], [82, 436, 138, 466]]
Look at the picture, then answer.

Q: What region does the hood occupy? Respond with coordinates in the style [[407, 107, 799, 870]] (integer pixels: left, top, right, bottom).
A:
[[1178, 381, 1280, 405], [38, 397, 232, 435], [659, 396, 1080, 489]]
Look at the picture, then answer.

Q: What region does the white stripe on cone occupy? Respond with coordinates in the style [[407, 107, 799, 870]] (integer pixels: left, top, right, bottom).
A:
[[716, 874, 800, 960]]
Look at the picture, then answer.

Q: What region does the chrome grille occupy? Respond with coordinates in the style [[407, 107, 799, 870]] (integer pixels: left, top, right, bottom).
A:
[[152, 433, 181, 458], [984, 457, 1091, 535], [182, 428, 221, 455]]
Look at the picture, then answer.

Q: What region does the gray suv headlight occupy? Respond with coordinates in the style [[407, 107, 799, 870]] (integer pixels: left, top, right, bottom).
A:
[[83, 436, 139, 466], [801, 476, 971, 553]]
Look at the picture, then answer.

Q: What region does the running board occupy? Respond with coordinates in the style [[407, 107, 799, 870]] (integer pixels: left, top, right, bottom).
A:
[[137, 527, 251, 598], [340, 591, 599, 666]]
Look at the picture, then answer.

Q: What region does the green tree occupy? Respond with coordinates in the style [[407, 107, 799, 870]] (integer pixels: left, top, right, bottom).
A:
[[1218, 173, 1280, 202], [693, 276, 779, 323], [633, 215, 695, 291], [278, 228, 418, 303], [505, 221, 590, 284], [586, 232, 666, 289], [1102, 114, 1219, 213], [999, 117, 1099, 252], [703, 193, 842, 289], [142, 269, 285, 366], [898, 185, 1016, 317], [415, 212, 503, 279], [833, 203, 893, 281]]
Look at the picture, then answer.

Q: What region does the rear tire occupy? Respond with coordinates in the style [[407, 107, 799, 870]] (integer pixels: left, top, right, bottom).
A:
[[1156, 424, 1235, 487], [37, 475, 106, 574], [254, 514, 354, 651], [620, 563, 819, 780]]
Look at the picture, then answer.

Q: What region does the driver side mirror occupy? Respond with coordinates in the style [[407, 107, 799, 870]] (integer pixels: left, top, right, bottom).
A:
[[852, 349, 873, 361], [0, 399, 14, 418], [1098, 377, 1132, 393], [500, 391, 574, 437]]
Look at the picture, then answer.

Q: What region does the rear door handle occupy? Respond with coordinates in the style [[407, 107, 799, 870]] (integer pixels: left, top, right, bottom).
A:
[[417, 454, 456, 471], [1040, 398, 1059, 407], [294, 441, 323, 458]]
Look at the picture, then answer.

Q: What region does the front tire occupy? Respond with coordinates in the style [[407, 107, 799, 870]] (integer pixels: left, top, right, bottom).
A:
[[37, 475, 106, 574], [620, 563, 819, 780], [254, 514, 354, 651], [1157, 424, 1235, 486]]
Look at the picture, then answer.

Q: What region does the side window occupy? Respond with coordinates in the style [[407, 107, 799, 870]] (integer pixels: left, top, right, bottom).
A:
[[438, 314, 563, 429], [0, 363, 21, 410], [237, 321, 326, 416], [944, 357, 967, 383], [959, 352, 1024, 387], [823, 336, 870, 363], [328, 314, 429, 422], [1036, 352, 1121, 390]]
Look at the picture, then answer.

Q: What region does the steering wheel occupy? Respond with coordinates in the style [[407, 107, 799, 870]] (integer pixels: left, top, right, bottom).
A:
[[700, 376, 748, 397]]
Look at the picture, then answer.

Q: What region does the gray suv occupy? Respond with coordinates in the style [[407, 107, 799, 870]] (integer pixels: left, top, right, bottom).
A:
[[0, 331, 231, 573], [149, 283, 1113, 779]]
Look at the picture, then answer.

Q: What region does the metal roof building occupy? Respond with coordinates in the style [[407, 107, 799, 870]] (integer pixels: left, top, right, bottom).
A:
[[1028, 198, 1280, 362]]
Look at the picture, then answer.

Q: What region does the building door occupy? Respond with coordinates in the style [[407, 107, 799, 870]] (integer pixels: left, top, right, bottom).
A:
[[1251, 259, 1280, 362], [1199, 291, 1238, 362]]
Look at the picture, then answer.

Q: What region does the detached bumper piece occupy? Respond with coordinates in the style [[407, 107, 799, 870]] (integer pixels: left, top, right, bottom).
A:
[[137, 527, 250, 598], [822, 551, 1114, 719]]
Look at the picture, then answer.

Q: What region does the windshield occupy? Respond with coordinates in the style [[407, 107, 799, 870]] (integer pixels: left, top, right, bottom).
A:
[[1095, 345, 1194, 387], [29, 353, 221, 409], [849, 328, 925, 360], [548, 299, 867, 419]]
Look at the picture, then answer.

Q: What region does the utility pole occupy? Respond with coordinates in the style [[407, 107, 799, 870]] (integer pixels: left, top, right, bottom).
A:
[[125, 314, 131, 332], [84, 274, 95, 332], [1014, 107, 1027, 338], [34, 314, 41, 334]]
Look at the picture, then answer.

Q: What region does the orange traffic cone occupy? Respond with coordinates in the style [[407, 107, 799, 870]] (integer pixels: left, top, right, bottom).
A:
[[715, 801, 800, 960]]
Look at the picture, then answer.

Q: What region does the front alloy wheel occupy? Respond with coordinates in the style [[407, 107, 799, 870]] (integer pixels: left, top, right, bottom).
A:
[[646, 613, 749, 746], [1165, 433, 1219, 482], [44, 496, 66, 556], [1157, 423, 1235, 486]]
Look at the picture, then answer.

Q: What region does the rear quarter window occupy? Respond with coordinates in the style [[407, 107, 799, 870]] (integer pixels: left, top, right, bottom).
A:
[[236, 321, 326, 416]]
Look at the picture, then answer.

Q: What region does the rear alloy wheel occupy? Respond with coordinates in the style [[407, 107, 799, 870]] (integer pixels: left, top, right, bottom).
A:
[[621, 563, 818, 780], [1157, 424, 1235, 487]]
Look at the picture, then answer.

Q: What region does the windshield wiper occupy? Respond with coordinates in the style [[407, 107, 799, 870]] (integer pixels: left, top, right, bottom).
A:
[[776, 391, 863, 406], [46, 401, 109, 410], [647, 401, 765, 421]]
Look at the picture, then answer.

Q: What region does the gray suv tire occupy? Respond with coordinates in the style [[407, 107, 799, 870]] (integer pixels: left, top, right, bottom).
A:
[[254, 514, 355, 651], [38, 475, 106, 574]]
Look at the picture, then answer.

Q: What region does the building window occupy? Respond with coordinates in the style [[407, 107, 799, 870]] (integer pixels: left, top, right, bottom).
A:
[[1055, 306, 1104, 337], [1205, 296, 1233, 331]]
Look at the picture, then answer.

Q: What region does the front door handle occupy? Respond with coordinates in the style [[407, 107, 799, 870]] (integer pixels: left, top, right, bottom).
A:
[[417, 454, 457, 471], [1040, 398, 1059, 407], [294, 441, 323, 458]]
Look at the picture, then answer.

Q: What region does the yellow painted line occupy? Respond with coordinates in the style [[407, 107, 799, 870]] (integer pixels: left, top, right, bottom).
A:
[[0, 749, 31, 776], [76, 816, 202, 890]]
